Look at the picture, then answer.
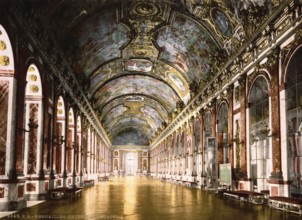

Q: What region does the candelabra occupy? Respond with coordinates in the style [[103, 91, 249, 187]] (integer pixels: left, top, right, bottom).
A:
[[20, 118, 38, 132]]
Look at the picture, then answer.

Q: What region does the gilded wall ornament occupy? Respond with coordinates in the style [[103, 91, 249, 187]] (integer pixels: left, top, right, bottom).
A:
[[29, 74, 37, 82], [0, 40, 6, 50], [261, 47, 280, 69], [30, 85, 39, 93], [0, 56, 9, 66], [132, 2, 160, 17]]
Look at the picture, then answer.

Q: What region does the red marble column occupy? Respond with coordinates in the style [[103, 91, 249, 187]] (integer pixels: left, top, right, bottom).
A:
[[266, 49, 283, 181], [198, 109, 204, 176], [0, 81, 9, 175], [217, 132, 224, 167], [227, 87, 234, 168], [27, 103, 38, 175], [239, 75, 247, 177]]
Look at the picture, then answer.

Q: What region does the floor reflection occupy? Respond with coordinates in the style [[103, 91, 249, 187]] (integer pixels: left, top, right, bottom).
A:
[[2, 177, 301, 220]]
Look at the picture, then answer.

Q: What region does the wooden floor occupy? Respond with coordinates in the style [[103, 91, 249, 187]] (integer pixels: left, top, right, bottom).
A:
[[1, 177, 301, 220]]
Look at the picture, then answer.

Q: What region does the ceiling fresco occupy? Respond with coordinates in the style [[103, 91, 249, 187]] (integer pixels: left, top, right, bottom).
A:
[[28, 0, 281, 146], [112, 128, 149, 146], [94, 75, 180, 111], [156, 12, 219, 82], [100, 95, 169, 124], [109, 117, 155, 144], [124, 59, 153, 73], [68, 8, 130, 76], [211, 8, 233, 38]]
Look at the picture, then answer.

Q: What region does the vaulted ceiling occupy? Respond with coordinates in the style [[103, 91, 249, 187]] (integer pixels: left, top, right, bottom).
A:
[[28, 0, 281, 146]]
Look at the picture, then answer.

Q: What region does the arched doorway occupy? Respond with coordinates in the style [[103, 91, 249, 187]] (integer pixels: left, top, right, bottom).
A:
[[125, 152, 138, 175]]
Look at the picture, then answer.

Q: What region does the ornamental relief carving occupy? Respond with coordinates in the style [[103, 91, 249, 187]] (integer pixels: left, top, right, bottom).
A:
[[261, 47, 280, 69]]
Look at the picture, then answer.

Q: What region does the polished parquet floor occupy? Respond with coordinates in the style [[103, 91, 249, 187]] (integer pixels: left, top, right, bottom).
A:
[[1, 177, 300, 220]]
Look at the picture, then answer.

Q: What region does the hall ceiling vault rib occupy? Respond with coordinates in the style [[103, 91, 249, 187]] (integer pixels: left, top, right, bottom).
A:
[[24, 0, 284, 146]]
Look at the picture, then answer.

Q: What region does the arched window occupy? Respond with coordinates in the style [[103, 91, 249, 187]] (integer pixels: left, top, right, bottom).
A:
[[194, 120, 201, 175], [180, 132, 184, 156], [249, 75, 270, 191], [55, 96, 66, 176], [203, 111, 212, 181], [194, 120, 201, 152], [23, 64, 43, 176], [286, 47, 302, 194], [67, 108, 75, 174], [0, 25, 15, 176], [218, 102, 229, 163], [174, 135, 178, 175], [171, 136, 174, 157], [175, 135, 178, 156], [76, 116, 82, 174]]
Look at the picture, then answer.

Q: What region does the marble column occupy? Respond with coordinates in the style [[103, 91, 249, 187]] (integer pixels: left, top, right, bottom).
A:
[[239, 75, 247, 177]]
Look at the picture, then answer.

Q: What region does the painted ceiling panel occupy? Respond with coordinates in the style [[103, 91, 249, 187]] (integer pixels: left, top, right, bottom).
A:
[[125, 59, 153, 72], [102, 105, 128, 125], [156, 12, 218, 82], [211, 9, 233, 38], [102, 102, 165, 132], [89, 60, 190, 103], [112, 128, 149, 146], [109, 117, 155, 139], [106, 113, 158, 132], [100, 95, 169, 122], [68, 9, 129, 76], [140, 105, 164, 128], [94, 75, 180, 111]]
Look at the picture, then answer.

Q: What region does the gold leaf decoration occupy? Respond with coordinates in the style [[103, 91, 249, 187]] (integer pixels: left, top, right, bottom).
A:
[[0, 56, 9, 66], [0, 41, 6, 50], [29, 74, 37, 82], [30, 85, 39, 93], [29, 66, 35, 72]]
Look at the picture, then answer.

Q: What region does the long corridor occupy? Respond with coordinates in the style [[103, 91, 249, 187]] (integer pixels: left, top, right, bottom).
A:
[[1, 177, 300, 220]]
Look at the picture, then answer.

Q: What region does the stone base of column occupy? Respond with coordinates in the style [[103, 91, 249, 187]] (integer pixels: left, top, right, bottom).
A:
[[236, 179, 253, 191], [48, 178, 55, 190], [0, 180, 27, 211], [55, 177, 64, 188], [0, 200, 27, 211], [24, 179, 49, 200], [65, 177, 72, 187], [267, 171, 286, 196]]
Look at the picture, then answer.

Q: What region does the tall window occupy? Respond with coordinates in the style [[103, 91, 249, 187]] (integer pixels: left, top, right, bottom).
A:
[[55, 96, 66, 175], [23, 64, 43, 176], [171, 136, 174, 157], [286, 47, 302, 194], [76, 116, 81, 174], [67, 108, 75, 174], [0, 25, 15, 176], [194, 120, 201, 175], [249, 76, 270, 191], [180, 132, 184, 156], [218, 102, 229, 163], [203, 112, 212, 176]]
